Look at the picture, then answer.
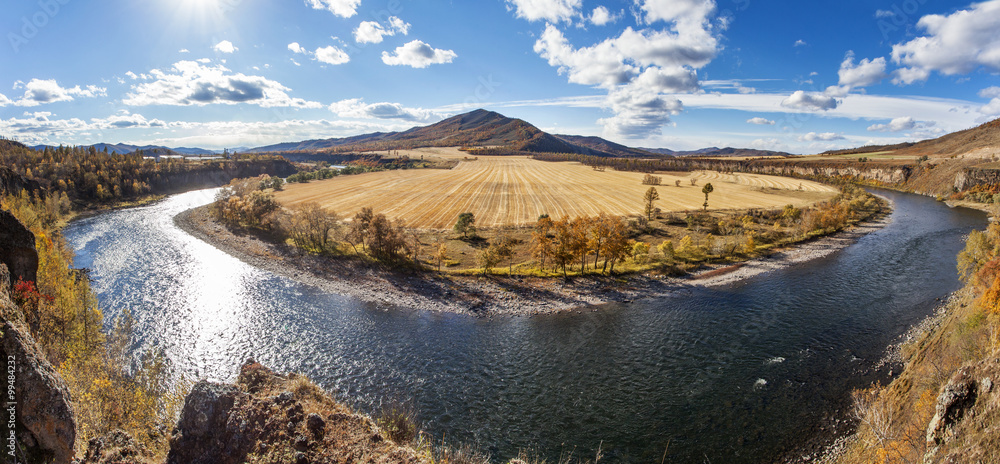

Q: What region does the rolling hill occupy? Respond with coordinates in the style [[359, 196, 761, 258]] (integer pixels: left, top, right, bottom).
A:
[[248, 109, 662, 158]]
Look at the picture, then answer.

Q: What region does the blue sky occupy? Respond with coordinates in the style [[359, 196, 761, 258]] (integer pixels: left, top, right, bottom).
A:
[[1, 0, 998, 153]]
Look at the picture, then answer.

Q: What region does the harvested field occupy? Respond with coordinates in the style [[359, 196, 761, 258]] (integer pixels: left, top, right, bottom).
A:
[[275, 147, 839, 229]]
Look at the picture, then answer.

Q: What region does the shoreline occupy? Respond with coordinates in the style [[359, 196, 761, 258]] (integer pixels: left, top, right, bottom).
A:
[[173, 204, 892, 317]]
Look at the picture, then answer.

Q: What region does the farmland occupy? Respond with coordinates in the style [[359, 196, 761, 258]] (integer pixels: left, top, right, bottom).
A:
[[275, 147, 839, 229]]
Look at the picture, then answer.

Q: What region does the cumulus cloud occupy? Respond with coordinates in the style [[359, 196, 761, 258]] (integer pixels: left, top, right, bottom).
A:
[[638, 0, 715, 25], [123, 60, 322, 108], [330, 99, 443, 122], [288, 42, 308, 54], [891, 0, 1000, 84], [91, 110, 167, 129], [0, 93, 10, 106], [381, 40, 457, 68], [746, 117, 775, 125], [213, 40, 238, 54], [781, 90, 838, 111], [979, 86, 1000, 115], [866, 116, 928, 132], [589, 6, 617, 25], [315, 45, 350, 65], [353, 17, 411, 44], [505, 0, 582, 23], [11, 79, 106, 107], [794, 39, 807, 47], [838, 52, 887, 88], [529, 1, 719, 138], [304, 0, 361, 18], [797, 132, 844, 142], [598, 84, 683, 138]]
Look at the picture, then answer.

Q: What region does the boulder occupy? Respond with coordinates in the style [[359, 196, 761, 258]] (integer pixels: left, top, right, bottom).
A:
[[0, 209, 37, 288], [0, 320, 76, 464], [166, 381, 244, 464], [926, 367, 978, 447]]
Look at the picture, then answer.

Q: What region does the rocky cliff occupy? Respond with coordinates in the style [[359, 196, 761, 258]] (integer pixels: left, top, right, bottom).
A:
[[164, 360, 425, 464], [0, 209, 38, 289], [0, 265, 76, 464]]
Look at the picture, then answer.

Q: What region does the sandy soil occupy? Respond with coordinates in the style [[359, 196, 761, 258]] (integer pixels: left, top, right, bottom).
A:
[[174, 204, 890, 317]]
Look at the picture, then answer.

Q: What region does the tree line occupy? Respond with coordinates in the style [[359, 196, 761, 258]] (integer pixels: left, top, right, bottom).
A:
[[0, 141, 294, 205]]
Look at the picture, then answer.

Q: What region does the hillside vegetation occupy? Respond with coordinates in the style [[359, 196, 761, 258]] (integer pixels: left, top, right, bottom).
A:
[[835, 217, 1000, 463]]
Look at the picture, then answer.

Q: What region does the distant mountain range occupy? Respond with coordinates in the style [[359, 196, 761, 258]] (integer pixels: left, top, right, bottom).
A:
[[643, 146, 793, 158], [28, 143, 239, 157], [22, 109, 794, 159]]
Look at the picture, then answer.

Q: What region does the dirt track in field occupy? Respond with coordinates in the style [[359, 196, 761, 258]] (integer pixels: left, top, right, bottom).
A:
[[275, 148, 839, 229]]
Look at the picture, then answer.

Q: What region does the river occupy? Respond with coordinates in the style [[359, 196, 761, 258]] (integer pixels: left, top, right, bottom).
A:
[[63, 188, 986, 463]]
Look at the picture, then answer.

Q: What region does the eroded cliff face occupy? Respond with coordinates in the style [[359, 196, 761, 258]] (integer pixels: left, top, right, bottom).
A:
[[0, 210, 38, 289], [922, 352, 1000, 463], [0, 265, 76, 464]]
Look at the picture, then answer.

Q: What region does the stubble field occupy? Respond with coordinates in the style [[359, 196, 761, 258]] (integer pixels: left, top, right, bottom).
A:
[[275, 148, 839, 229]]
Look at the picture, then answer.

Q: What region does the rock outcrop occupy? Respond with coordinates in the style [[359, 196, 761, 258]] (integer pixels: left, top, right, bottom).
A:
[[0, 209, 37, 288], [0, 167, 42, 199], [167, 360, 425, 464], [922, 352, 1000, 463], [0, 303, 76, 463]]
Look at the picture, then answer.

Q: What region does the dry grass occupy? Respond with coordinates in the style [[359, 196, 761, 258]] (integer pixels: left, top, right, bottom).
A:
[[275, 148, 837, 229]]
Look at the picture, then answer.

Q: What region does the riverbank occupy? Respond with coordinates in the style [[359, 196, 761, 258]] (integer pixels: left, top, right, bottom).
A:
[[174, 203, 892, 316]]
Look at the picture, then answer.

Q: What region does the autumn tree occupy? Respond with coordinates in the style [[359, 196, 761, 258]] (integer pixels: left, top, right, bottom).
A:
[[643, 187, 660, 220], [551, 217, 576, 278], [435, 242, 448, 271], [347, 207, 376, 253], [602, 217, 632, 274], [495, 233, 517, 274], [702, 183, 714, 211], [282, 202, 340, 253], [570, 216, 592, 272], [454, 212, 477, 238], [532, 215, 554, 272]]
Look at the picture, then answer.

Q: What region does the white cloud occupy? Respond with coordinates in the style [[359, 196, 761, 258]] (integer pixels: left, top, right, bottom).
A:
[[589, 6, 617, 25], [0, 93, 11, 107], [980, 86, 1000, 99], [304, 0, 361, 18], [213, 40, 238, 54], [891, 67, 931, 85], [123, 60, 322, 108], [781, 90, 838, 111], [330, 99, 444, 122], [891, 0, 1000, 83], [381, 40, 457, 68], [875, 9, 895, 19], [10, 79, 106, 107], [505, 0, 582, 23], [794, 39, 807, 47], [838, 52, 887, 88], [798, 132, 844, 142], [746, 117, 775, 125], [979, 86, 1000, 115], [638, 0, 715, 25], [353, 17, 411, 44], [315, 45, 350, 65], [866, 116, 926, 132], [529, 0, 719, 138], [981, 99, 1000, 116], [91, 110, 168, 129], [598, 83, 683, 138], [179, 48, 190, 53], [288, 42, 308, 54]]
